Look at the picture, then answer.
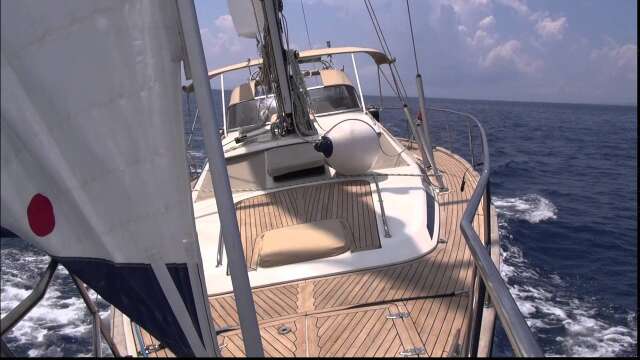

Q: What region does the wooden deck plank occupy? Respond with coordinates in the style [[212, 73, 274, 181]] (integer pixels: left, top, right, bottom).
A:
[[232, 180, 382, 269], [333, 308, 378, 356], [131, 147, 490, 358], [342, 308, 386, 357], [323, 311, 366, 356], [366, 316, 397, 357], [349, 308, 390, 356], [261, 325, 292, 356]]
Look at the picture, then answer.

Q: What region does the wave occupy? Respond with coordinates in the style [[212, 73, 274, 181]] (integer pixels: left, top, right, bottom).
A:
[[492, 194, 557, 223], [497, 216, 637, 356], [0, 240, 111, 357]]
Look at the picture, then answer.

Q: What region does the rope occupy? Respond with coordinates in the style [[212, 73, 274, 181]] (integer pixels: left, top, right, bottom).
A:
[[300, 0, 312, 49]]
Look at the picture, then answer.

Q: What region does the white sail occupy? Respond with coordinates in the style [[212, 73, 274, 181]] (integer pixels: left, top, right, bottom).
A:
[[228, 0, 265, 39], [1, 0, 216, 356]]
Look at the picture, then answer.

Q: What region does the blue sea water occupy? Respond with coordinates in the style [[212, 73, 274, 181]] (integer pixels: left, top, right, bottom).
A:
[[1, 96, 637, 357]]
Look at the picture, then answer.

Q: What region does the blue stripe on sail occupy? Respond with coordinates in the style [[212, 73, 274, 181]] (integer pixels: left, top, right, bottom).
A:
[[55, 257, 195, 357], [166, 263, 204, 345]]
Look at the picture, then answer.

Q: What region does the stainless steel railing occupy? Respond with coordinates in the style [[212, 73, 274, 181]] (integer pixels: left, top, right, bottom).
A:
[[0, 260, 122, 357], [427, 107, 543, 357]]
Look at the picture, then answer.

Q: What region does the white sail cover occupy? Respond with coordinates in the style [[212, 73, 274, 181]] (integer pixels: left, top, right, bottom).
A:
[[228, 0, 265, 39], [1, 0, 216, 356]]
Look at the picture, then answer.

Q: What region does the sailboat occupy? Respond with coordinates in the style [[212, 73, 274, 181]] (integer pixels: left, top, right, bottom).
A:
[[1, 0, 541, 357]]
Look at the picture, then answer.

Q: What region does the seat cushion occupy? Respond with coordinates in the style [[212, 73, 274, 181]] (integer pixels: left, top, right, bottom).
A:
[[257, 219, 352, 268]]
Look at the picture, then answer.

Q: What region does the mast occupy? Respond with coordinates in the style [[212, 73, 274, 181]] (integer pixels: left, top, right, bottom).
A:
[[257, 0, 316, 137], [262, 0, 293, 119]]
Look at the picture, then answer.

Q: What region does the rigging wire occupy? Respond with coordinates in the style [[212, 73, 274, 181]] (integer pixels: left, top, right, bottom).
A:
[[377, 66, 384, 109], [405, 0, 420, 73], [249, 0, 264, 42], [378, 65, 403, 100], [300, 0, 312, 49], [363, 0, 409, 101], [364, 0, 409, 99], [281, 12, 317, 139]]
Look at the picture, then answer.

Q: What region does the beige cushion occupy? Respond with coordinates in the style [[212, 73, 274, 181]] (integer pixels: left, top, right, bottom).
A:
[[257, 219, 351, 268], [319, 69, 353, 87], [228, 81, 255, 106]]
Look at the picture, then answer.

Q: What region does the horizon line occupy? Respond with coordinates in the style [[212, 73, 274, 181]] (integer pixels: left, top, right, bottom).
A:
[[205, 87, 636, 108]]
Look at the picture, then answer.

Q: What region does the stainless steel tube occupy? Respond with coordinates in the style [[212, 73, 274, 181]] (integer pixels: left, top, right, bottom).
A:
[[1, 260, 57, 336], [416, 74, 446, 190], [70, 275, 121, 357], [442, 108, 543, 357], [177, 0, 264, 356]]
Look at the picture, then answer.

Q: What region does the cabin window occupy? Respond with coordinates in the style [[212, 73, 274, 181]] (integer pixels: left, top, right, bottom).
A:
[[227, 94, 277, 130], [308, 85, 360, 114], [226, 85, 360, 130]]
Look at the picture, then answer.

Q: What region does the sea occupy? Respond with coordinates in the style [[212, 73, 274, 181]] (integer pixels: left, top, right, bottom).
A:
[[1, 95, 637, 357]]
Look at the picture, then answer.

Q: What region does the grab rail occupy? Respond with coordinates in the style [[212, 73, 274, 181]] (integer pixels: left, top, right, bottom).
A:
[[1, 260, 58, 335], [0, 260, 122, 357], [428, 107, 543, 357]]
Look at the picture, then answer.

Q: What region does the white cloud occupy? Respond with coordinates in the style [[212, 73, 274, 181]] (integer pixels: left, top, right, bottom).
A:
[[496, 0, 530, 16], [481, 40, 541, 73], [590, 42, 637, 81], [469, 29, 496, 48], [449, 0, 490, 13], [535, 16, 568, 40], [311, 0, 363, 17], [478, 15, 495, 29], [442, 0, 493, 31], [214, 14, 234, 31], [200, 14, 257, 70]]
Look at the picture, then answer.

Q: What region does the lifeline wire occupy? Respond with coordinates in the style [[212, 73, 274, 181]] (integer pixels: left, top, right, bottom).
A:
[[300, 0, 312, 49]]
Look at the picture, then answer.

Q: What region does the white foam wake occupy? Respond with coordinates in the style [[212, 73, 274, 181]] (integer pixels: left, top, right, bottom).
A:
[[493, 194, 557, 223], [498, 223, 637, 357], [1, 240, 111, 357]]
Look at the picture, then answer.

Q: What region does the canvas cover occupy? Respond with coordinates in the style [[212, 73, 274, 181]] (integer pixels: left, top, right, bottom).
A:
[[1, 0, 217, 356]]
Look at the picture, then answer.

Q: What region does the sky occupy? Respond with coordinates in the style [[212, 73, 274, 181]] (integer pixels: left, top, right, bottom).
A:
[[195, 0, 637, 105]]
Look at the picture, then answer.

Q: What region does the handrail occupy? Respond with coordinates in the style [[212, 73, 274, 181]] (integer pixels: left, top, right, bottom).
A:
[[0, 338, 15, 357], [1, 259, 122, 357], [1, 260, 58, 335], [71, 275, 122, 357], [428, 107, 543, 357]]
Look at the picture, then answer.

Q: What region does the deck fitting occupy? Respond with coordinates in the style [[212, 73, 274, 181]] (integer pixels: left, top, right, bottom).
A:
[[144, 343, 166, 354], [400, 347, 426, 357], [277, 325, 291, 335], [386, 311, 410, 319]]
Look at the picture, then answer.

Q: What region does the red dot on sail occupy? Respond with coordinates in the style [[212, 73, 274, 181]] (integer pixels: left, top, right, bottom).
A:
[[27, 194, 55, 237]]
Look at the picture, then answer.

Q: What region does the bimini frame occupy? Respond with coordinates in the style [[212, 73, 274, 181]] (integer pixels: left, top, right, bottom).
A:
[[182, 46, 394, 93]]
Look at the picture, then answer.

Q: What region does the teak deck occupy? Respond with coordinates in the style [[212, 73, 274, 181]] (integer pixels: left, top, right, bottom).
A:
[[237, 179, 381, 270], [125, 145, 492, 358]]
